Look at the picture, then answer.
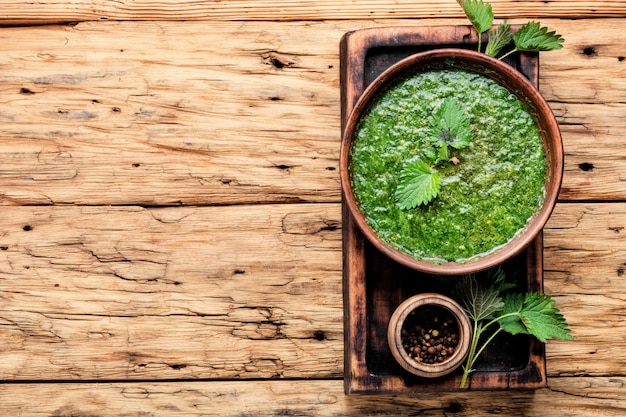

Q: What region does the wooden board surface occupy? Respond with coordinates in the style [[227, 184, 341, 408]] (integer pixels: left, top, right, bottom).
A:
[[0, 204, 344, 380], [0, 203, 624, 381], [1, 378, 626, 416], [0, 19, 625, 205], [1, 1, 626, 25], [1, 1, 626, 414]]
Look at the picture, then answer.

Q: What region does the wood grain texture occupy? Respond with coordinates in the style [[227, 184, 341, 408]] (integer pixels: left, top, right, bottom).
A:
[[544, 203, 626, 376], [0, 19, 626, 204], [0, 204, 343, 380], [1, 0, 625, 412], [0, 202, 623, 380], [0, 20, 343, 206], [0, 1, 625, 25], [0, 378, 625, 416]]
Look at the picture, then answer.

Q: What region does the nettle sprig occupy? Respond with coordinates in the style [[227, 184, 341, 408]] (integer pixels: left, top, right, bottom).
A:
[[457, 0, 564, 59], [455, 268, 573, 388], [396, 98, 472, 209]]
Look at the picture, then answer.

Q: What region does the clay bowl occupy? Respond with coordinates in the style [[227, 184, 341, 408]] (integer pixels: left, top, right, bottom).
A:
[[387, 293, 472, 378], [340, 48, 563, 275]]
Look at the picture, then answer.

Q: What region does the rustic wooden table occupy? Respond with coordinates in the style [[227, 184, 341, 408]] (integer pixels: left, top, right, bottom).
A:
[[1, 1, 625, 415]]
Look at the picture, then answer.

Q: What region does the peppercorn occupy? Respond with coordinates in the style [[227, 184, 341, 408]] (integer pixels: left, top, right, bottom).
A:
[[400, 304, 460, 365]]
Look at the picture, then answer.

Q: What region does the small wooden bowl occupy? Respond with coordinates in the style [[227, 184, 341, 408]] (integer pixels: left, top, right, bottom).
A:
[[387, 293, 472, 378], [340, 48, 563, 275]]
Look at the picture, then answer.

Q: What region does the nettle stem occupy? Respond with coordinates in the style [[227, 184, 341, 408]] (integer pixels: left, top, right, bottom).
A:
[[460, 312, 519, 388], [498, 48, 518, 61]]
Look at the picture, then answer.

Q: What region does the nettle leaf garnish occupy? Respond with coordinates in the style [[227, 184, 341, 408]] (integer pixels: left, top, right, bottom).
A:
[[456, 268, 573, 388], [457, 0, 493, 52], [429, 97, 473, 150], [396, 160, 441, 209], [485, 20, 512, 57], [498, 292, 573, 342], [455, 275, 503, 323], [396, 98, 472, 209], [456, 0, 564, 59], [500, 21, 565, 60], [514, 21, 565, 52]]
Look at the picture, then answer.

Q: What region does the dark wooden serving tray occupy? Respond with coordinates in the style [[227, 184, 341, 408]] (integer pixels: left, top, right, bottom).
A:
[[340, 26, 547, 394]]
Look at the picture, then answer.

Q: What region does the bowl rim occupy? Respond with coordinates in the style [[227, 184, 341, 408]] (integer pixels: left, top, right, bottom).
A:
[[340, 48, 563, 275], [387, 293, 473, 378]]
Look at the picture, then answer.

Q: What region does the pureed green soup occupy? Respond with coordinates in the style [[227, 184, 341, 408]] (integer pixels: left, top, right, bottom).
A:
[[350, 69, 547, 263]]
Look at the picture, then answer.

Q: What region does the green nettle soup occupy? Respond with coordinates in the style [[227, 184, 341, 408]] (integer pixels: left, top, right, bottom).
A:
[[350, 69, 547, 263]]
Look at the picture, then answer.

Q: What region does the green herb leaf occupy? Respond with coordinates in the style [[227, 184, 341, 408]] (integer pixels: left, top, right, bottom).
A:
[[435, 144, 450, 164], [425, 143, 450, 165], [458, 270, 572, 388], [513, 21, 565, 52], [486, 266, 518, 293], [485, 20, 512, 57], [457, 0, 494, 35], [498, 293, 573, 342], [396, 159, 441, 209], [455, 275, 504, 322], [429, 98, 473, 150]]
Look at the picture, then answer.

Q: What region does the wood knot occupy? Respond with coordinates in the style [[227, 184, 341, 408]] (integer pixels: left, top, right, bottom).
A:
[[582, 47, 598, 57], [262, 51, 299, 69]]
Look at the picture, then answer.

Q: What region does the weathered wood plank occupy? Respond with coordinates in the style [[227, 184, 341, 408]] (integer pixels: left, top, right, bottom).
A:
[[0, 202, 625, 380], [0, 204, 344, 380], [0, 19, 625, 204], [0, 378, 625, 416], [0, 20, 344, 206], [540, 20, 626, 199], [540, 19, 626, 104], [0, 0, 624, 25], [545, 204, 626, 293], [543, 203, 626, 376]]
